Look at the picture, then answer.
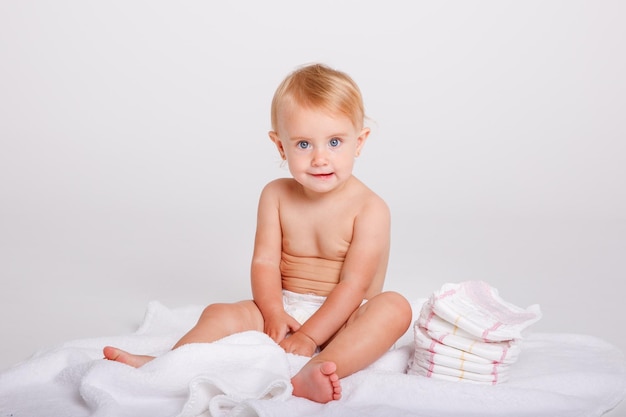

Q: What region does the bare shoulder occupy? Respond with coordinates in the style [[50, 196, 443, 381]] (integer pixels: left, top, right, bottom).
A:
[[352, 178, 390, 220], [260, 178, 297, 199]]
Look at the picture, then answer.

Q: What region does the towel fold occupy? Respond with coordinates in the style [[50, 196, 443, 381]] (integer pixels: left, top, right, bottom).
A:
[[77, 331, 293, 417]]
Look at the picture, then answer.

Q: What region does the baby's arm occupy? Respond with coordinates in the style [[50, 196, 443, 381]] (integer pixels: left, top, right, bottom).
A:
[[286, 196, 391, 350], [251, 181, 301, 343]]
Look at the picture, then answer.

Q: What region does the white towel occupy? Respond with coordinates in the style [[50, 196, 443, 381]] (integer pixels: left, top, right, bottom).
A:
[[429, 281, 542, 342], [77, 331, 292, 417], [1, 300, 625, 417]]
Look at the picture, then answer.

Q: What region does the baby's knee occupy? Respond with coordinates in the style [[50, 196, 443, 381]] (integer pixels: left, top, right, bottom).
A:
[[199, 302, 239, 324], [201, 302, 229, 317], [199, 301, 262, 330], [380, 291, 412, 328]]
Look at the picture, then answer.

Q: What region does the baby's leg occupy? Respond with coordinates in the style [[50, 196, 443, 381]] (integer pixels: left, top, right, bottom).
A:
[[173, 301, 264, 348], [291, 291, 411, 402], [104, 300, 264, 367]]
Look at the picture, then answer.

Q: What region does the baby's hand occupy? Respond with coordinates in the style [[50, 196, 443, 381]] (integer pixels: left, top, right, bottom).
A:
[[279, 331, 317, 357], [264, 311, 301, 344]]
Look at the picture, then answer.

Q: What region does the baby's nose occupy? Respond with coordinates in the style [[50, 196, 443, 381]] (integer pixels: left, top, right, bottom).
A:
[[311, 148, 329, 166]]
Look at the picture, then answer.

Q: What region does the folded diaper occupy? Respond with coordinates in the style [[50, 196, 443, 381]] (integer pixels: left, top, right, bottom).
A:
[[413, 325, 496, 365], [409, 281, 542, 385], [414, 347, 511, 375], [424, 327, 521, 363], [429, 281, 542, 342], [418, 303, 478, 340], [409, 356, 509, 385]]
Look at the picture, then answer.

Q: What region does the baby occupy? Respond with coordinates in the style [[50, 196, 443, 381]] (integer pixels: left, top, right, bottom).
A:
[[104, 63, 412, 404]]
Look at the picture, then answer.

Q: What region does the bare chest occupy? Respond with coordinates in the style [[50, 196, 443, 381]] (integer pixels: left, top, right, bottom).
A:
[[279, 202, 356, 260]]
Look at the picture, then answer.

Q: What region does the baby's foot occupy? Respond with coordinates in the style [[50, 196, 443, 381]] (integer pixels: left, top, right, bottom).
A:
[[291, 361, 342, 403], [103, 346, 155, 368]]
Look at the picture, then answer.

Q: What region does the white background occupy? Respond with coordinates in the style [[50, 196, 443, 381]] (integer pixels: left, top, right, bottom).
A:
[[1, 1, 625, 412]]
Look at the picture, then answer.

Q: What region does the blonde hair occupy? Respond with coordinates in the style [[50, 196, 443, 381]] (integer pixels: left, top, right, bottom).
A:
[[271, 63, 365, 132]]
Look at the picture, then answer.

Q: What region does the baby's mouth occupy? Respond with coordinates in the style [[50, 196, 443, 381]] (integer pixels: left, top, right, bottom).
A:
[[312, 172, 334, 179]]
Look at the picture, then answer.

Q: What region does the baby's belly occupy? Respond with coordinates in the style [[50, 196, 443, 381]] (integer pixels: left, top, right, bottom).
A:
[[280, 252, 342, 297]]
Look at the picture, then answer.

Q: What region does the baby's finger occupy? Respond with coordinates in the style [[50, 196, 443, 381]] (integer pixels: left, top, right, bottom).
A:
[[265, 326, 281, 343], [288, 317, 301, 332]]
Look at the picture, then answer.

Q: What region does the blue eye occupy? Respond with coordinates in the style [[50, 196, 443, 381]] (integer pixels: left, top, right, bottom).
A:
[[298, 141, 310, 149], [329, 138, 340, 147]]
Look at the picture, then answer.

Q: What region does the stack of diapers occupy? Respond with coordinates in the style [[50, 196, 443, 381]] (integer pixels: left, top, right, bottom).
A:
[[408, 280, 542, 385]]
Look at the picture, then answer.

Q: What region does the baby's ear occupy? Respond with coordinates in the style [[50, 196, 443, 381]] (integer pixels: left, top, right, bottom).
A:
[[268, 131, 286, 160], [355, 127, 371, 156]]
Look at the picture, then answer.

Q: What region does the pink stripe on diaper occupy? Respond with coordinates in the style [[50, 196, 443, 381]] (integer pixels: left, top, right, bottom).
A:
[[427, 360, 435, 377], [429, 339, 438, 353], [424, 346, 436, 377], [498, 342, 510, 363], [423, 309, 436, 329], [491, 364, 499, 385], [437, 288, 457, 299], [481, 321, 502, 340]]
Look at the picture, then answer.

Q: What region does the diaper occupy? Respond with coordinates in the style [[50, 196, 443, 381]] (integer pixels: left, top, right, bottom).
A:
[[282, 290, 327, 325], [429, 281, 542, 342], [409, 355, 510, 384], [409, 281, 542, 385]]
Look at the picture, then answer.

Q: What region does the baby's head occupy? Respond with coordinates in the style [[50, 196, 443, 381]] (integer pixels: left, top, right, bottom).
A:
[[271, 64, 365, 133]]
